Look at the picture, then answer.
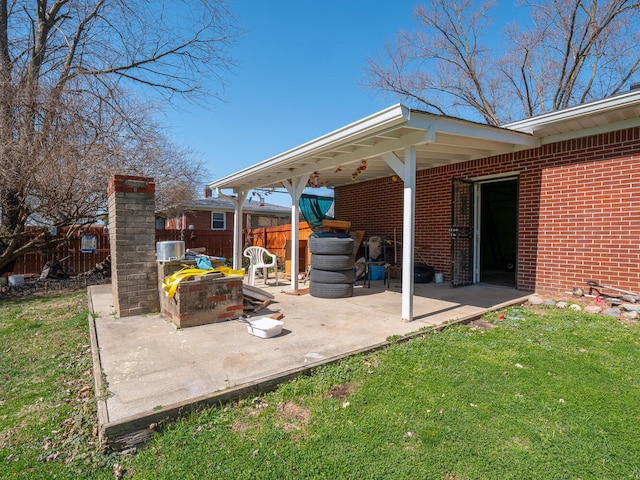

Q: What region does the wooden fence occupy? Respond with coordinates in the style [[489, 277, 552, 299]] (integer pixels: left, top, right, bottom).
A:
[[11, 222, 313, 275], [13, 227, 112, 277]]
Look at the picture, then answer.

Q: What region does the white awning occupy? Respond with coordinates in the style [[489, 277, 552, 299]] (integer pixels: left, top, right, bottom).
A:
[[208, 104, 539, 193]]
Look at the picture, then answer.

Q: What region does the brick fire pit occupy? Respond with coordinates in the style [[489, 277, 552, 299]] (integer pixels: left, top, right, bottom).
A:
[[158, 261, 243, 328]]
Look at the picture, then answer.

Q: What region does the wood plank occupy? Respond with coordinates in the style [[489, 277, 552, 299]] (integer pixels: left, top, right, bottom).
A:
[[321, 219, 351, 231]]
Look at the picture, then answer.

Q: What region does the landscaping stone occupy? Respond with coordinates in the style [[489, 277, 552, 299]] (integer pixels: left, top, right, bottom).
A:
[[525, 293, 636, 321], [602, 307, 621, 318], [528, 294, 544, 305]]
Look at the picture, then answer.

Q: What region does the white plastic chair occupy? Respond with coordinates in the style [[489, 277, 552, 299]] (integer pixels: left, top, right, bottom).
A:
[[243, 246, 279, 286]]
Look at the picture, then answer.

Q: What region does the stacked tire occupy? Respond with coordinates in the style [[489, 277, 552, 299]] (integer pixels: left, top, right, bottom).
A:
[[309, 234, 355, 298]]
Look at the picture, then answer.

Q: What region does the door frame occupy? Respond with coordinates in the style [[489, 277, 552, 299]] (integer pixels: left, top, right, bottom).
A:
[[471, 173, 520, 285]]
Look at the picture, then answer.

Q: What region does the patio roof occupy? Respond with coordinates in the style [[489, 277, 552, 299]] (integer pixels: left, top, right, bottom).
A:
[[207, 105, 541, 318], [207, 104, 539, 192], [210, 89, 640, 193]]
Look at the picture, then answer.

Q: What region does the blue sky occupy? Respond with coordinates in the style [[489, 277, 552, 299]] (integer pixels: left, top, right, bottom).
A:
[[163, 1, 519, 204]]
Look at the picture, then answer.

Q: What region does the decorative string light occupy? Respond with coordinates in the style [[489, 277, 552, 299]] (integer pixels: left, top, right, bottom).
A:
[[309, 171, 320, 188], [351, 160, 368, 181]]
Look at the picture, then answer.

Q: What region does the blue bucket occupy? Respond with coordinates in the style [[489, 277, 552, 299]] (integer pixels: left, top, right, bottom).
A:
[[370, 265, 385, 281]]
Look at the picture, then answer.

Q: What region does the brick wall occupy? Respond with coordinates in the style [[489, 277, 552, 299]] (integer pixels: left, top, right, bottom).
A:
[[335, 127, 640, 295], [107, 175, 160, 317], [157, 261, 243, 328]]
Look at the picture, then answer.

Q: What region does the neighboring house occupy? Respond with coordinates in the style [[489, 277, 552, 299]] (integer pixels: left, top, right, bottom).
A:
[[209, 87, 640, 319], [156, 192, 292, 232]]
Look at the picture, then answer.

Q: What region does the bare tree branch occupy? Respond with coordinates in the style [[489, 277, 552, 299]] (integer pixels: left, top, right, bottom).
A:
[[364, 0, 640, 124], [0, 0, 239, 273]]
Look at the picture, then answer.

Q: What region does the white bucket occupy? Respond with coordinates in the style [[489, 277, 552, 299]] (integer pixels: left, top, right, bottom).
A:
[[434, 273, 444, 283], [8, 275, 24, 287], [156, 241, 185, 262]]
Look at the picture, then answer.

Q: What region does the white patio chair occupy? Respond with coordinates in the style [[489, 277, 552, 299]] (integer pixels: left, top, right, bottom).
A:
[[243, 246, 279, 286]]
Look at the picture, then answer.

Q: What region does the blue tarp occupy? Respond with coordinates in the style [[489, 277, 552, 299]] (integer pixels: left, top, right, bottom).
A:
[[299, 193, 334, 230]]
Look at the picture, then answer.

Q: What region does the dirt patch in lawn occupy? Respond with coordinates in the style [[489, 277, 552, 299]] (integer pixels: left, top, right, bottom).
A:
[[325, 381, 361, 400], [276, 400, 310, 433]]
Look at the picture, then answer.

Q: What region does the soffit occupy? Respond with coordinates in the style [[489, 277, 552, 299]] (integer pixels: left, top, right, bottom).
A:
[[208, 104, 538, 193]]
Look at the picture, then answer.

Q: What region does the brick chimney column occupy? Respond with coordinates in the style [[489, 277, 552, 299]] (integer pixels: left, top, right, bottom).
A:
[[107, 175, 159, 317]]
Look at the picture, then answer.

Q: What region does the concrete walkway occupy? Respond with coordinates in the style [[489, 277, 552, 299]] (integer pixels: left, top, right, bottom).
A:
[[89, 279, 529, 448]]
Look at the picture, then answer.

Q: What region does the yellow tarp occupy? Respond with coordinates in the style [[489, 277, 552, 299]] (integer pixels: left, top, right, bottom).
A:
[[162, 266, 244, 298]]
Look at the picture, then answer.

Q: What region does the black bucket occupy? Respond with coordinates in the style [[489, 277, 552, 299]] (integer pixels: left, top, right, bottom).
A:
[[414, 263, 435, 283]]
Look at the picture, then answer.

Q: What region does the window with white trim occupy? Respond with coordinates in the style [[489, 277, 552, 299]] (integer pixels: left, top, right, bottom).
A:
[[211, 212, 226, 230]]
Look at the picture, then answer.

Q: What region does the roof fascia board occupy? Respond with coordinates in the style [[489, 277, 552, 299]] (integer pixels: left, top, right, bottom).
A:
[[209, 105, 537, 192], [503, 89, 640, 133], [208, 104, 410, 189], [537, 116, 640, 145]]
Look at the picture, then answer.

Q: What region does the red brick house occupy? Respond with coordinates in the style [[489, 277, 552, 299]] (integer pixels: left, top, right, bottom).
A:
[[209, 88, 640, 321], [157, 194, 291, 232]]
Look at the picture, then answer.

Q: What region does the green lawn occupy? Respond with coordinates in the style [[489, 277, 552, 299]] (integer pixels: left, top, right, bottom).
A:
[[0, 291, 116, 479], [1, 292, 639, 479]]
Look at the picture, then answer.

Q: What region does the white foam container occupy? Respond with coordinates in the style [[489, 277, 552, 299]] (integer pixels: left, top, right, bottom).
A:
[[245, 317, 284, 338], [8, 275, 24, 287]]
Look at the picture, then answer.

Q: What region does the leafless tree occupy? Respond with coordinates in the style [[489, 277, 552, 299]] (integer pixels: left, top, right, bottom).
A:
[[364, 0, 640, 125], [0, 0, 239, 274]]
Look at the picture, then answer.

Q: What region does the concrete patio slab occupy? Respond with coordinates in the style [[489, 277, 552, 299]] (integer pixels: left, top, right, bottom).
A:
[[88, 279, 529, 448]]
